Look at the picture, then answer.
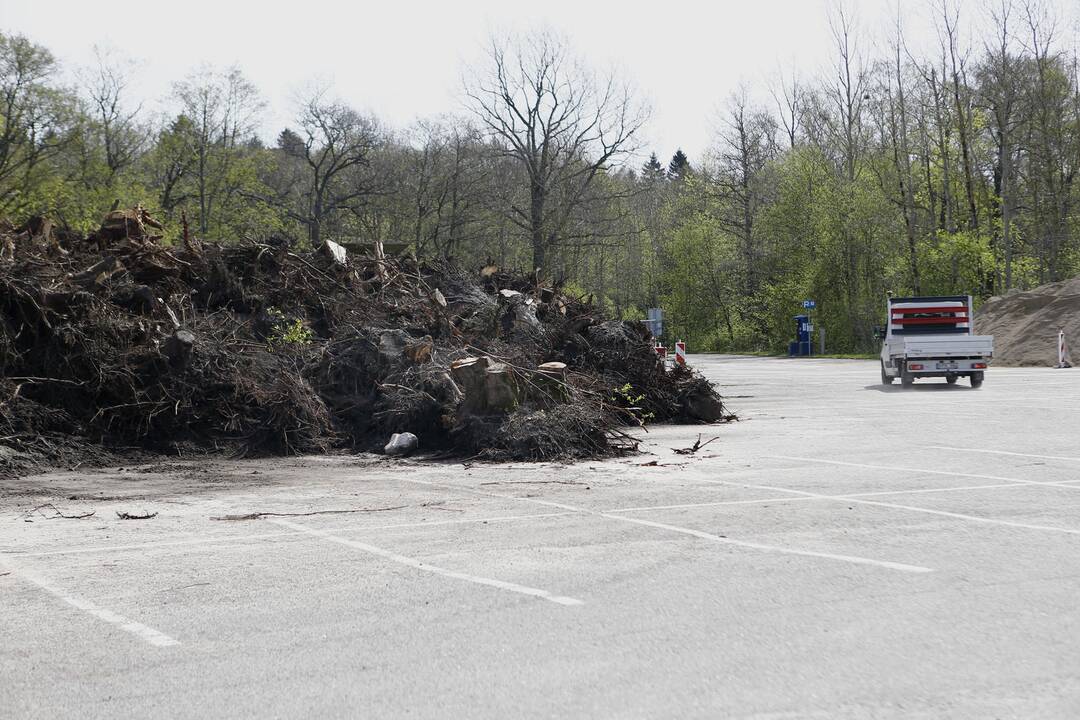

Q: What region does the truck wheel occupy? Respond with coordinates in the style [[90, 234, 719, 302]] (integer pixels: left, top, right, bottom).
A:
[[881, 361, 894, 385], [970, 371, 984, 388], [946, 376, 958, 385]]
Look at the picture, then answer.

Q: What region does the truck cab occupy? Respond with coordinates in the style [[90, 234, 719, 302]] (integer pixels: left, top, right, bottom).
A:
[[879, 295, 993, 388]]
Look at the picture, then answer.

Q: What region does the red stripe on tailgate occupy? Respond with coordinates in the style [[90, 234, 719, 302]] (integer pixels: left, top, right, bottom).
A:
[[892, 317, 968, 325], [891, 305, 969, 313]]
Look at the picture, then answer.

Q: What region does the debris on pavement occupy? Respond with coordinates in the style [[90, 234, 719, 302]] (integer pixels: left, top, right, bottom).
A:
[[672, 434, 720, 455], [210, 506, 408, 521], [384, 432, 419, 456], [116, 510, 158, 520], [20, 503, 95, 520]]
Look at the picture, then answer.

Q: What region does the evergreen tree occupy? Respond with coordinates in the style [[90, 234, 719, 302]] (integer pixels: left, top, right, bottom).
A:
[[276, 128, 306, 157], [667, 149, 690, 180], [642, 152, 665, 180]]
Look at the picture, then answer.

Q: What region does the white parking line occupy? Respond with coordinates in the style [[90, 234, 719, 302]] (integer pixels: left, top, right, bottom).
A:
[[4, 563, 179, 647], [605, 514, 933, 573], [605, 481, 1026, 514], [770, 455, 1080, 490], [268, 518, 584, 606], [698, 478, 1080, 537], [929, 446, 1080, 463], [606, 496, 823, 513], [395, 479, 935, 574]]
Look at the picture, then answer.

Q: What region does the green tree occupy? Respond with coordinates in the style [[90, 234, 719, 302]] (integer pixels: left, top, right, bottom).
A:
[[172, 66, 264, 236], [642, 152, 665, 180], [0, 33, 79, 217], [667, 149, 690, 181]]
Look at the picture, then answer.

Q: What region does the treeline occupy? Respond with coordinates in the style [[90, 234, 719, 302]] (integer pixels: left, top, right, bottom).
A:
[[2, 2, 1079, 353], [659, 2, 1080, 351]]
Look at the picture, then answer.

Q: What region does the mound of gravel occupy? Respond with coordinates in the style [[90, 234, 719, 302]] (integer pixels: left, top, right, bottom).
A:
[[976, 276, 1080, 366]]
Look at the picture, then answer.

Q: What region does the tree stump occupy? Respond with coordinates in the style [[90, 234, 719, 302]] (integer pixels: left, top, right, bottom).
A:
[[534, 361, 570, 404], [450, 356, 521, 415], [163, 329, 195, 371], [450, 356, 489, 415], [483, 362, 520, 413]]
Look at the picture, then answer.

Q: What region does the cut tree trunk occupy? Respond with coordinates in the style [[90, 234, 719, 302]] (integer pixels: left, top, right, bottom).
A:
[[163, 329, 195, 371], [450, 356, 521, 416], [534, 361, 570, 404]]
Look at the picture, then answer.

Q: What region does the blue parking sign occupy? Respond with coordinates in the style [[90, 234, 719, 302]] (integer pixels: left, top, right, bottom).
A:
[[803, 300, 816, 309], [646, 307, 663, 337]]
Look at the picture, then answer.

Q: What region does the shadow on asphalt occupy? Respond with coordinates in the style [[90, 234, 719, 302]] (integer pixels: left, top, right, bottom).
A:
[[862, 383, 977, 393]]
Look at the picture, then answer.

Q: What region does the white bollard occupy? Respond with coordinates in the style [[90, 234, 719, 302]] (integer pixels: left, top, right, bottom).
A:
[[1059, 330, 1071, 368]]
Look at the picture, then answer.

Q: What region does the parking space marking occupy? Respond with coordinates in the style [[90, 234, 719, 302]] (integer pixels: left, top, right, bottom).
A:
[[591, 510, 932, 573], [699, 478, 1080, 537], [607, 496, 823, 512], [929, 446, 1080, 463], [394, 479, 935, 574], [8, 511, 577, 559], [606, 481, 1027, 514], [3, 562, 179, 647], [268, 518, 584, 606], [770, 455, 1080, 490]]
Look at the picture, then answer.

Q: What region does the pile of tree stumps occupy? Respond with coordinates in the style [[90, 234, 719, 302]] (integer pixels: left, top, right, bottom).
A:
[[0, 207, 730, 475]]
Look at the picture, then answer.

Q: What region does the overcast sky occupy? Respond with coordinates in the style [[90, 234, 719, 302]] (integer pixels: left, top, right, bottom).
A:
[[4, 0, 1076, 164]]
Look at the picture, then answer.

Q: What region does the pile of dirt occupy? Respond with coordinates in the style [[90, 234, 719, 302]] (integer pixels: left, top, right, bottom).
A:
[[976, 276, 1080, 366], [0, 209, 730, 475]]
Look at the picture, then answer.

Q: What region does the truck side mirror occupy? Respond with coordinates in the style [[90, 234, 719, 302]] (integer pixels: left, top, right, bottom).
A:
[[873, 325, 886, 340]]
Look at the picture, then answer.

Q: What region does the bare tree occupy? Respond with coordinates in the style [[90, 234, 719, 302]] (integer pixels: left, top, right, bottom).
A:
[[978, 0, 1024, 288], [464, 29, 650, 274], [79, 46, 144, 184], [288, 88, 380, 245], [909, 48, 956, 233], [403, 119, 487, 259], [257, 89, 381, 246], [1021, 0, 1077, 282], [771, 64, 803, 149], [879, 13, 922, 292], [713, 89, 778, 300], [827, 1, 867, 182], [938, 0, 981, 234], [173, 66, 264, 234]]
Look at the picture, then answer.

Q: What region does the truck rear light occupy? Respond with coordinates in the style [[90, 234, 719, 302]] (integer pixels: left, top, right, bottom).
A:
[[973, 362, 987, 369], [909, 363, 924, 370]]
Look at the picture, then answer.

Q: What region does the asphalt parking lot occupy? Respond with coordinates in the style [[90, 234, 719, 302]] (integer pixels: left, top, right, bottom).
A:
[[3, 355, 1080, 719]]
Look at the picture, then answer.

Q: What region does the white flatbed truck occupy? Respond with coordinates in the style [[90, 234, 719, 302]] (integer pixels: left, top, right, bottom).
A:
[[879, 295, 993, 388]]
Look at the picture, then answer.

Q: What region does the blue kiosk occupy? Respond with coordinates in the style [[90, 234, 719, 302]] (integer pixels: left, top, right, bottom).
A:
[[789, 301, 816, 357]]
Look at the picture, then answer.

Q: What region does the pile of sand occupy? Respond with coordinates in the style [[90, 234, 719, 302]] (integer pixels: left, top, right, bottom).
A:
[[976, 276, 1080, 366]]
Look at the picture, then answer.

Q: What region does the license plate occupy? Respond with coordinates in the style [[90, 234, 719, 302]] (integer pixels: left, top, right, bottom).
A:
[[936, 361, 958, 370]]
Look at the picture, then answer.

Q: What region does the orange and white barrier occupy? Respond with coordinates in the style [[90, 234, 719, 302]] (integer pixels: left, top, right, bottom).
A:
[[675, 341, 687, 367]]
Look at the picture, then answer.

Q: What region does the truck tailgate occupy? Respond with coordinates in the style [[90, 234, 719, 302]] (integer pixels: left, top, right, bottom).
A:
[[890, 335, 994, 358]]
